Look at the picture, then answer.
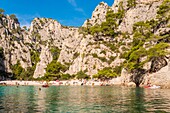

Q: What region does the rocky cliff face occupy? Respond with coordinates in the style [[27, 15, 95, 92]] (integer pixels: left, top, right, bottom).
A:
[[0, 0, 169, 86], [112, 0, 163, 33], [0, 15, 31, 78], [142, 61, 170, 88], [115, 0, 170, 87], [83, 2, 109, 27], [28, 17, 119, 78]]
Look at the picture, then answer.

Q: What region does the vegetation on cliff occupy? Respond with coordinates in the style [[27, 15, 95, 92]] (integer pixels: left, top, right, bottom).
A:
[[119, 0, 170, 86], [80, 1, 125, 37], [127, 0, 136, 8], [93, 66, 123, 79], [86, 0, 170, 83], [126, 0, 169, 72], [43, 47, 65, 80]]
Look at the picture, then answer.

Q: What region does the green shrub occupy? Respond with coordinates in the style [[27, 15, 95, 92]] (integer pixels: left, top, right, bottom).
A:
[[117, 1, 125, 19], [19, 67, 35, 80], [98, 57, 108, 62], [93, 67, 118, 79], [127, 0, 136, 8], [122, 32, 130, 39], [92, 53, 108, 62], [76, 71, 89, 79], [50, 47, 60, 60], [73, 52, 80, 59], [156, 0, 170, 26], [60, 73, 71, 80], [11, 61, 25, 79], [92, 53, 98, 58], [9, 14, 18, 21], [79, 27, 89, 35], [31, 51, 40, 66], [123, 45, 147, 71], [113, 65, 123, 76], [89, 25, 101, 35], [103, 42, 117, 51], [46, 61, 66, 74], [133, 21, 152, 38], [85, 7, 125, 37], [0, 8, 4, 14], [100, 50, 106, 55], [157, 0, 170, 15], [45, 60, 67, 80], [121, 46, 129, 51], [128, 47, 147, 62], [148, 42, 169, 60], [108, 56, 116, 63]]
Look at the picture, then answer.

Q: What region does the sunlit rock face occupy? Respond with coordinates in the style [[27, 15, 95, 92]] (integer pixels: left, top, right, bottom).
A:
[[83, 2, 109, 27], [112, 0, 163, 33]]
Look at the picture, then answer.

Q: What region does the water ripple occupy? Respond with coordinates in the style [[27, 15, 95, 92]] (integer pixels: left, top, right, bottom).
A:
[[0, 86, 170, 112]]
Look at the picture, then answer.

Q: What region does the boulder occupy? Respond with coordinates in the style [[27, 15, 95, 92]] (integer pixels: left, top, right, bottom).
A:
[[142, 61, 170, 88], [127, 82, 136, 87]]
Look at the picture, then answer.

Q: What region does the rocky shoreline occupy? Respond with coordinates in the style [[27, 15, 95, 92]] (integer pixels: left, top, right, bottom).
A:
[[0, 79, 169, 89], [1, 58, 170, 88]]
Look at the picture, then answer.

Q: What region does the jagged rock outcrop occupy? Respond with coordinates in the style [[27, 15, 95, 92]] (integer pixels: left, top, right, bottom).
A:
[[109, 0, 170, 88], [33, 45, 53, 78], [0, 15, 31, 76], [113, 0, 164, 33], [141, 60, 170, 88], [83, 2, 109, 27], [28, 17, 119, 78]]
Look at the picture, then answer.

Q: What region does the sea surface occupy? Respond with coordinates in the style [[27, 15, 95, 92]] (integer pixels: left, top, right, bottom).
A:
[[0, 86, 170, 113]]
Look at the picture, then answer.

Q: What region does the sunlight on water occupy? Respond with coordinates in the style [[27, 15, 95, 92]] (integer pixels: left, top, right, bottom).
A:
[[0, 86, 170, 113]]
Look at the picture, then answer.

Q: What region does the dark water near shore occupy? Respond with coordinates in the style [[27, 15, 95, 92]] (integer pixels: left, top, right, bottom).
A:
[[0, 86, 170, 113]]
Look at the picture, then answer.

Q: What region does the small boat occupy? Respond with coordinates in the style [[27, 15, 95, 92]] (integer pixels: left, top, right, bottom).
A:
[[144, 85, 160, 89], [149, 85, 160, 89], [144, 85, 150, 88]]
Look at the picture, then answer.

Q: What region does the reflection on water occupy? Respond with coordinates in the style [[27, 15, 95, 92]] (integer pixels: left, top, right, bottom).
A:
[[0, 86, 170, 113]]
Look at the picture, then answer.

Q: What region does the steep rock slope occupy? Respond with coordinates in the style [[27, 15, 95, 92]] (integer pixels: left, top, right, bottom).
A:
[[83, 2, 109, 27], [120, 1, 163, 33], [0, 15, 32, 79], [111, 0, 170, 87], [28, 17, 118, 78]]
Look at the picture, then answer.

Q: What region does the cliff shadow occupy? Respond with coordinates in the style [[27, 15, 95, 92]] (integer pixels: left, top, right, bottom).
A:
[[0, 47, 9, 80], [130, 69, 146, 87]]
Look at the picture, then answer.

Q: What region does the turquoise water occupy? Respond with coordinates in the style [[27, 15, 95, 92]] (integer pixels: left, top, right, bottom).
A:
[[0, 86, 170, 113]]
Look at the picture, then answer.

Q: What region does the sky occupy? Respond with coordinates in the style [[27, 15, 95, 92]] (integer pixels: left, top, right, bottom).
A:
[[0, 0, 114, 27]]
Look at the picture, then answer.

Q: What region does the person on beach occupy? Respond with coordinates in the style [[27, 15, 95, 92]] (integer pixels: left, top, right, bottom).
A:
[[147, 79, 151, 86]]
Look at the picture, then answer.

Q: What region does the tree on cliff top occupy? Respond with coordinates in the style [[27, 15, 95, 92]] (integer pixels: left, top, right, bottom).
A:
[[0, 8, 4, 14]]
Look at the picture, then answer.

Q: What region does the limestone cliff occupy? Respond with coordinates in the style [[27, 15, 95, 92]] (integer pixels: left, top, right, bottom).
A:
[[0, 15, 32, 79], [83, 2, 109, 27], [115, 0, 163, 33], [0, 0, 169, 87]]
